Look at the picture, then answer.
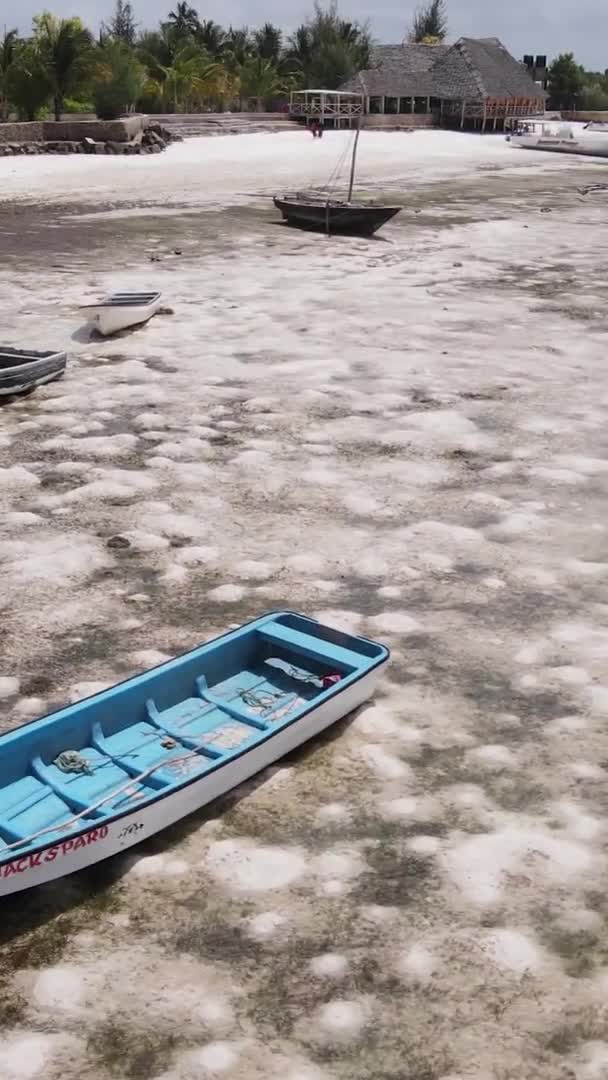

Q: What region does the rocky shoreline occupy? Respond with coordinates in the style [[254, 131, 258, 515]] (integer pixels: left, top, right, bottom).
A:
[[0, 121, 181, 158]]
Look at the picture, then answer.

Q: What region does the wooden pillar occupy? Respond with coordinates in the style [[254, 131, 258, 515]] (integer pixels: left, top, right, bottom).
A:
[[460, 99, 466, 129], [410, 96, 415, 113], [481, 100, 487, 133], [379, 96, 385, 114], [365, 96, 370, 115], [426, 96, 431, 113], [493, 115, 498, 131]]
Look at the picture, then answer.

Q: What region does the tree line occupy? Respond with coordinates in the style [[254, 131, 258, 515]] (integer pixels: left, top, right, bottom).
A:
[[1, 2, 606, 125], [0, 1, 372, 121], [546, 53, 608, 111]]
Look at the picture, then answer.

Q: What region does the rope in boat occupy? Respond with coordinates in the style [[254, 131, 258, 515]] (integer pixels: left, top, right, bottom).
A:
[[54, 751, 93, 775], [4, 662, 341, 853], [2, 749, 214, 852]]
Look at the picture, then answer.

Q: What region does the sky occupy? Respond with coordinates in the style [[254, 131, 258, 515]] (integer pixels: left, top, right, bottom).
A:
[[2, 0, 607, 71]]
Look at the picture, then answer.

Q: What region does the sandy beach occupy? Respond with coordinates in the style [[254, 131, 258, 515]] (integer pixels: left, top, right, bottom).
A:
[[1, 129, 608, 1080]]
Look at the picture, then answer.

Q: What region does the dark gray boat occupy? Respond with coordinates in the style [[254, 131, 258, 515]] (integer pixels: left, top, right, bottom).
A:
[[273, 195, 401, 236], [274, 120, 401, 237], [0, 347, 67, 398]]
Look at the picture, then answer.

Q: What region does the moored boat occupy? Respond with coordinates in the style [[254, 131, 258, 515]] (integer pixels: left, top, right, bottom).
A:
[[274, 118, 401, 237], [0, 612, 389, 896], [0, 347, 67, 398], [508, 120, 608, 158], [274, 195, 401, 236], [81, 291, 162, 336]]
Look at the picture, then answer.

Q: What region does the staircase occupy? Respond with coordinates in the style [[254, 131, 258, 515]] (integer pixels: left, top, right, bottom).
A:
[[153, 112, 300, 138]]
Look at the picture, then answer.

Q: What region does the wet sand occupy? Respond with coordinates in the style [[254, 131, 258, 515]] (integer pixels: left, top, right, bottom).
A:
[[1, 131, 608, 1080]]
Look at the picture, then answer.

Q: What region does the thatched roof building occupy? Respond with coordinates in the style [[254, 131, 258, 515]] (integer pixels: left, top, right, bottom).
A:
[[340, 37, 546, 129]]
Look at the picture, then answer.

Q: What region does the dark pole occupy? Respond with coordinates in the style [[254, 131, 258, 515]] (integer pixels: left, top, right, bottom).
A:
[[347, 112, 362, 202]]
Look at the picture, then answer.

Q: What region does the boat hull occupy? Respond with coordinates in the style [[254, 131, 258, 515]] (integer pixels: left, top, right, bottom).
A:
[[86, 306, 158, 337], [82, 292, 162, 337], [0, 348, 67, 398], [0, 663, 385, 896], [274, 197, 401, 236], [511, 135, 608, 157]]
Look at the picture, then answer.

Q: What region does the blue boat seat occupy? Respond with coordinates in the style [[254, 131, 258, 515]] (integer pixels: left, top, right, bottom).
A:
[[32, 749, 151, 818], [258, 623, 359, 672], [145, 698, 222, 756], [0, 775, 73, 841], [95, 720, 213, 787]]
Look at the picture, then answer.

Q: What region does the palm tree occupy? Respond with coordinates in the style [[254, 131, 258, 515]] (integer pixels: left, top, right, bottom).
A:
[[221, 27, 253, 76], [196, 20, 224, 56], [166, 2, 200, 41], [0, 28, 18, 121], [5, 40, 52, 120], [94, 39, 146, 119], [286, 3, 371, 89], [144, 43, 222, 111], [33, 14, 94, 121], [238, 55, 285, 111], [253, 23, 282, 64], [408, 0, 447, 43]]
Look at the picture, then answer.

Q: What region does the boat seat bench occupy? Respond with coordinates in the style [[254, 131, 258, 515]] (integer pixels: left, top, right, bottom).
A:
[[258, 624, 360, 672]]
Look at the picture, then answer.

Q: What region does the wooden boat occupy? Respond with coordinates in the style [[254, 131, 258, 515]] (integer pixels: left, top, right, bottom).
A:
[[0, 612, 388, 896], [0, 347, 67, 398], [274, 121, 401, 237], [81, 291, 162, 336], [273, 195, 401, 236]]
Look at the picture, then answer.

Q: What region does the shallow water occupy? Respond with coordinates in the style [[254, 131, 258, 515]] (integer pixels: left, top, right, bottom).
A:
[[0, 131, 607, 1080]]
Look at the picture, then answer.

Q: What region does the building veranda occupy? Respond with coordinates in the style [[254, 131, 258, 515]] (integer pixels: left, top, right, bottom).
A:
[[288, 38, 547, 131]]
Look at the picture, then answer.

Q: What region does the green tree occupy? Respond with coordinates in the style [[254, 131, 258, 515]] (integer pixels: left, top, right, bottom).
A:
[[166, 2, 200, 40], [222, 26, 253, 75], [409, 0, 447, 43], [1, 28, 19, 120], [253, 23, 282, 63], [286, 3, 371, 90], [144, 41, 223, 110], [6, 40, 52, 119], [93, 39, 146, 118], [238, 55, 285, 110], [137, 28, 174, 68], [196, 19, 224, 56], [546, 52, 584, 109], [33, 13, 94, 121], [105, 0, 137, 47]]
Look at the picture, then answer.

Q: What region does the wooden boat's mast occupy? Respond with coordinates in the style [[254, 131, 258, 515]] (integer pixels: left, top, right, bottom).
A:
[[347, 113, 362, 202]]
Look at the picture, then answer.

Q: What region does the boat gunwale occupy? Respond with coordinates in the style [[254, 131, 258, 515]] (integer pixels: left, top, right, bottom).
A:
[[0, 611, 389, 865], [80, 292, 161, 310]]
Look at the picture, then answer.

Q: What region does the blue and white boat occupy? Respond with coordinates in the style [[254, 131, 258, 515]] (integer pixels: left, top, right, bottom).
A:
[[0, 612, 388, 896]]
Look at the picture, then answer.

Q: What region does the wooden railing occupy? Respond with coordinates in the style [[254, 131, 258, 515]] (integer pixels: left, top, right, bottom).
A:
[[289, 101, 364, 116]]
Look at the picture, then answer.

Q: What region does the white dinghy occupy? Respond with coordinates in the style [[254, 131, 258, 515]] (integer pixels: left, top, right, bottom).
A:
[[82, 291, 162, 337]]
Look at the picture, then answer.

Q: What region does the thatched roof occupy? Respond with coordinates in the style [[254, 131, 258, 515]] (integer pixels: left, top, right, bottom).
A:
[[340, 37, 545, 102], [340, 43, 449, 98], [432, 38, 546, 101]]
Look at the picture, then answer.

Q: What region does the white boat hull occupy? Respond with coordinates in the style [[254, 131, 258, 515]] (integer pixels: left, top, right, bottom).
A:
[[86, 302, 160, 337], [511, 134, 608, 157], [0, 664, 385, 896]]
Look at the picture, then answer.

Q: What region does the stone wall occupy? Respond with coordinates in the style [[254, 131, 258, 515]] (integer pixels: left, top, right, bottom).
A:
[[0, 116, 147, 143], [0, 122, 44, 144], [42, 116, 145, 142]]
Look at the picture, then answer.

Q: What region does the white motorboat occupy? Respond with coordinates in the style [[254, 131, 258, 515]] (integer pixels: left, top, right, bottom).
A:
[[508, 120, 608, 158], [81, 291, 162, 336]]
